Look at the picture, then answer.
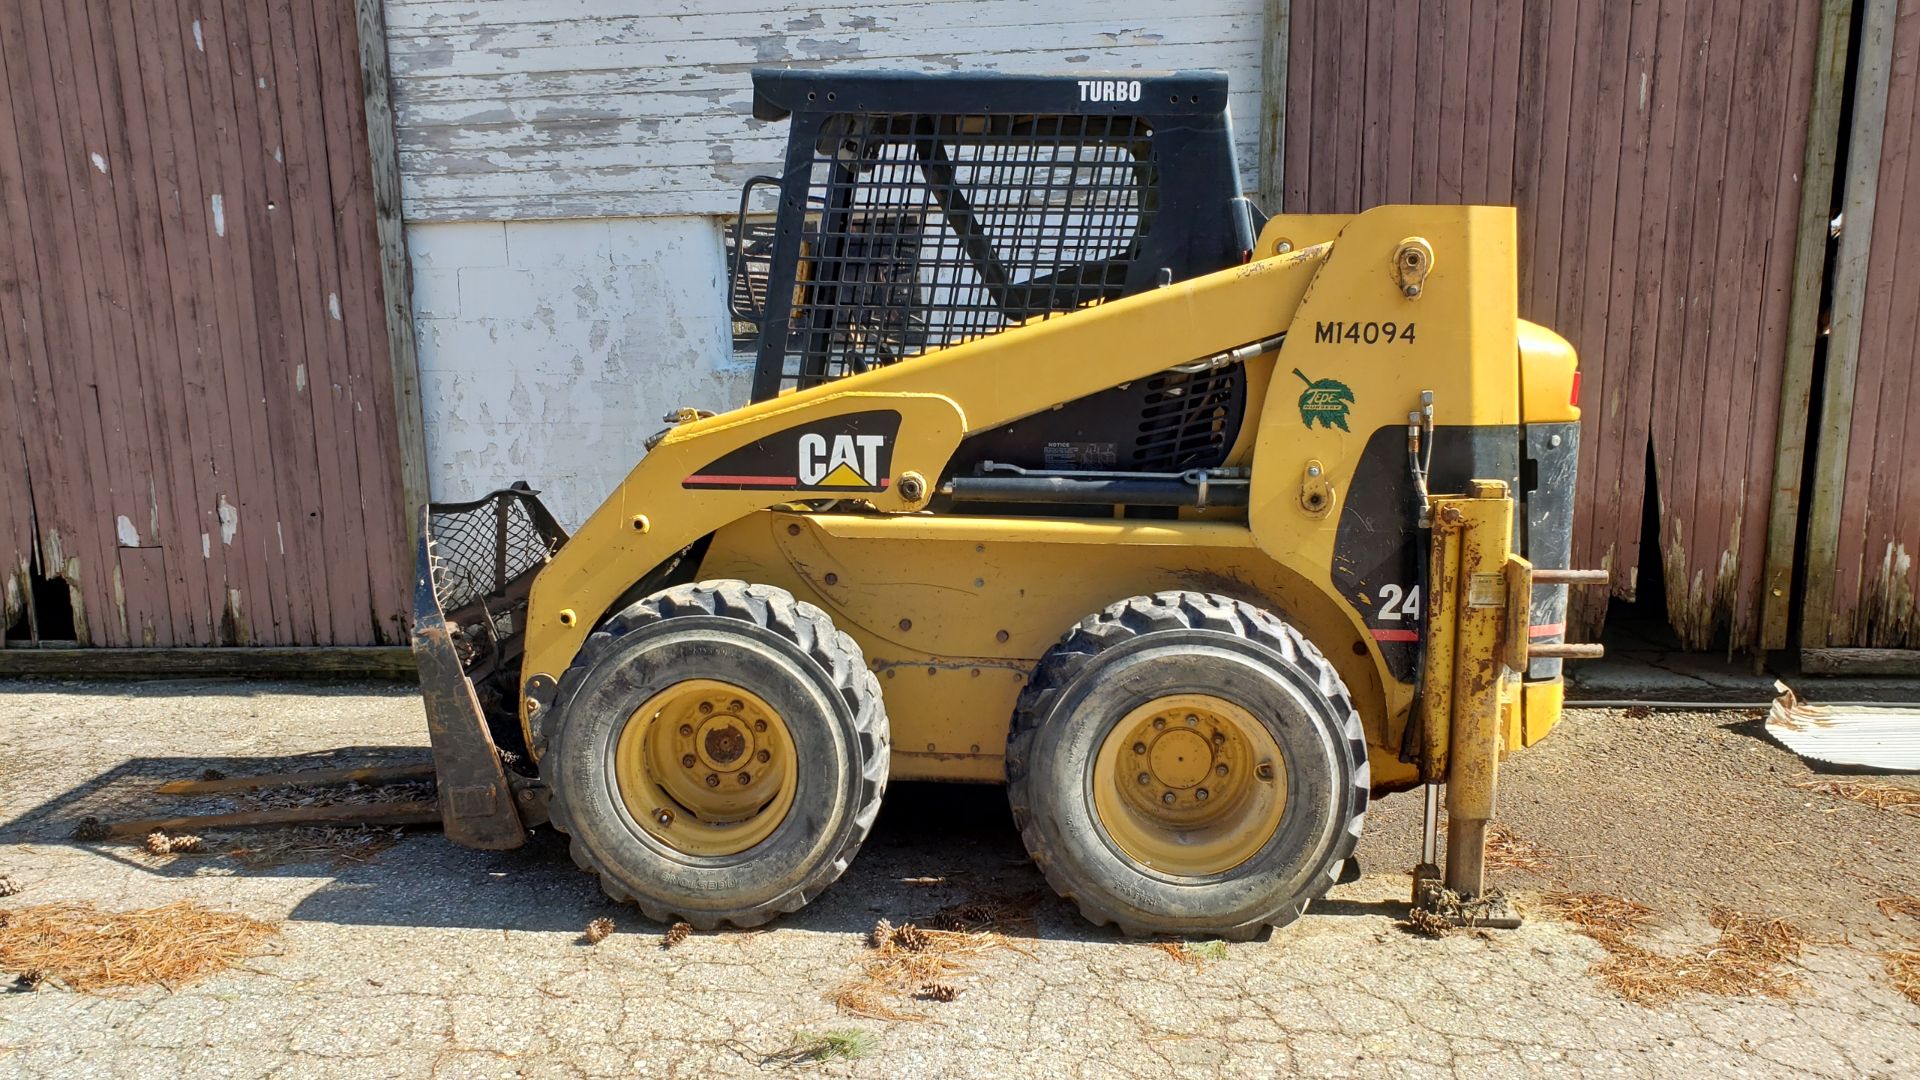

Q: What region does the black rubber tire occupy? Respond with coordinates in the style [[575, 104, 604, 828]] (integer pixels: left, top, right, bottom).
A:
[[544, 580, 888, 929], [1006, 591, 1369, 940]]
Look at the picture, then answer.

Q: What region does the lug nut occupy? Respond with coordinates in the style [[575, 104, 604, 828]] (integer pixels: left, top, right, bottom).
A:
[[699, 702, 713, 714], [1215, 763, 1229, 776], [1137, 772, 1150, 785], [654, 809, 673, 826], [1161, 791, 1177, 805], [1152, 717, 1166, 730], [1212, 731, 1226, 745], [1186, 714, 1198, 726], [754, 718, 767, 732], [679, 723, 694, 736], [737, 772, 752, 785], [1132, 741, 1147, 755], [1196, 788, 1210, 801], [729, 700, 744, 713], [756, 749, 770, 763], [706, 773, 720, 788], [681, 754, 696, 768], [1256, 763, 1275, 781]]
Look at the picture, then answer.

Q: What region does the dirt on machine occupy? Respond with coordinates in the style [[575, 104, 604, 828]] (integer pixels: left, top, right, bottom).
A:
[[408, 68, 1606, 938]]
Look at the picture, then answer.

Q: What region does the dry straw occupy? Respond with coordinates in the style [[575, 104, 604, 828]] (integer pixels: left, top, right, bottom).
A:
[[1875, 895, 1920, 921], [1483, 823, 1557, 874], [1790, 778, 1920, 815], [832, 897, 1031, 1020], [1536, 893, 1805, 1006], [1885, 948, 1920, 1006], [0, 900, 279, 993]]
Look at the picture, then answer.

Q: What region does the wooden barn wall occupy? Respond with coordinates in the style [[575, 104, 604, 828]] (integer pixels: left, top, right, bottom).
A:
[[382, 0, 1270, 223], [1805, 0, 1920, 651], [1282, 0, 1824, 650], [0, 0, 411, 648]]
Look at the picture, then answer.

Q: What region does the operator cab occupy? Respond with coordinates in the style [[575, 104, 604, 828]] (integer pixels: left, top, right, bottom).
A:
[[731, 68, 1261, 478]]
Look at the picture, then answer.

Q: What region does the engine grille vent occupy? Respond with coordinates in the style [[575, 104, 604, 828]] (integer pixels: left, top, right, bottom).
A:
[[1132, 367, 1237, 472]]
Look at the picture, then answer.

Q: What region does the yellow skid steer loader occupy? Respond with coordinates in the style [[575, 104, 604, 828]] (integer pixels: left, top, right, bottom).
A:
[[413, 69, 1602, 938]]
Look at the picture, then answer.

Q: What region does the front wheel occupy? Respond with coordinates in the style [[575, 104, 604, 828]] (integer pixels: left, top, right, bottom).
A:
[[544, 581, 888, 928], [1007, 591, 1368, 939]]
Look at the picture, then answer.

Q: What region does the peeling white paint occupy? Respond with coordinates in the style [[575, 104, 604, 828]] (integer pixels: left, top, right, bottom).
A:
[[383, 0, 1267, 222], [328, 292, 342, 321], [91, 152, 108, 174], [276, 521, 286, 556], [210, 193, 226, 237], [202, 532, 211, 559], [191, 19, 204, 52], [258, 77, 267, 90], [217, 496, 238, 546], [415, 216, 749, 528], [116, 515, 140, 547], [295, 363, 307, 392]]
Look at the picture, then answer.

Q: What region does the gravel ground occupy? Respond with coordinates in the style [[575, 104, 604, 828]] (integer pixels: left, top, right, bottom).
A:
[[1, 680, 1918, 1079]]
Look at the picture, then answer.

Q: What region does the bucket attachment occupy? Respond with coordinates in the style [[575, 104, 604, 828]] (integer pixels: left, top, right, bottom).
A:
[[412, 485, 568, 849]]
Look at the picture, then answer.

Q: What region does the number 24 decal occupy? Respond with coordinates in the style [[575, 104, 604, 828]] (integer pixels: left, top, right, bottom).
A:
[[1378, 584, 1422, 621]]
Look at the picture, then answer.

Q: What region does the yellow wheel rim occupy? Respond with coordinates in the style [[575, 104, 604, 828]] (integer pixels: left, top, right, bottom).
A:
[[612, 679, 798, 857], [1091, 693, 1288, 876]]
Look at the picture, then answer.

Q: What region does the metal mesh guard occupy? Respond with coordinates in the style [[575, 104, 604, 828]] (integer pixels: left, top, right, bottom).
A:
[[425, 489, 565, 619], [780, 113, 1157, 392]]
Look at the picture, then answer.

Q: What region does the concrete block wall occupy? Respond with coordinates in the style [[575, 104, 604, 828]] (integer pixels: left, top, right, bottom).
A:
[[410, 217, 753, 528]]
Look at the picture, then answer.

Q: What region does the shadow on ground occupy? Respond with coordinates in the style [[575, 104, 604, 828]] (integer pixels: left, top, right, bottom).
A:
[[4, 751, 1410, 940]]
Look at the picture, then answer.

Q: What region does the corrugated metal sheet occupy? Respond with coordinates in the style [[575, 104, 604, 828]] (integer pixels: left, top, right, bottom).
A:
[[1283, 0, 1823, 650], [0, 0, 410, 647], [1768, 683, 1920, 771]]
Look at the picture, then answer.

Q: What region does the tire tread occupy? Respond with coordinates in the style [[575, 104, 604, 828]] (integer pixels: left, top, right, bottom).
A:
[[545, 580, 887, 929], [1006, 590, 1368, 939]]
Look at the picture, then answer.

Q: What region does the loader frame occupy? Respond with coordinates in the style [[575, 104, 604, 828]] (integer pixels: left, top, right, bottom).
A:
[[404, 60, 1602, 913], [412, 200, 1587, 902], [528, 204, 1523, 779]]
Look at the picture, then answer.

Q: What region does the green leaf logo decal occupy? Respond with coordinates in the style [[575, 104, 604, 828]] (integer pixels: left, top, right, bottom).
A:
[[1294, 369, 1354, 431]]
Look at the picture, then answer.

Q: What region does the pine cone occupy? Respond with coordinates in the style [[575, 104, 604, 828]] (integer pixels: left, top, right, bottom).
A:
[[0, 875, 19, 898], [168, 834, 204, 854], [144, 831, 174, 856], [894, 923, 929, 953], [584, 917, 615, 944], [73, 816, 109, 842], [917, 982, 960, 1002], [932, 902, 992, 932], [868, 918, 894, 949], [662, 921, 692, 949]]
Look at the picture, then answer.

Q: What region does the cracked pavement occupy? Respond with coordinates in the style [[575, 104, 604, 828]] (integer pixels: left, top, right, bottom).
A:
[[1, 680, 1917, 1078]]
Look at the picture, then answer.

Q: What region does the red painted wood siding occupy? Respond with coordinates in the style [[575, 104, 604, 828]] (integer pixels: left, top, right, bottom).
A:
[[1283, 0, 1823, 649], [0, 0, 408, 647]]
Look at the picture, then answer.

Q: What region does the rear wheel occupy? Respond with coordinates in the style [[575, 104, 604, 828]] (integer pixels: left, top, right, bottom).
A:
[[1007, 591, 1368, 939], [545, 581, 887, 928]]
